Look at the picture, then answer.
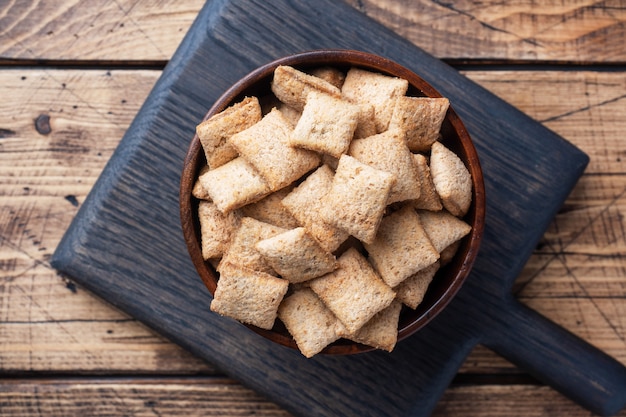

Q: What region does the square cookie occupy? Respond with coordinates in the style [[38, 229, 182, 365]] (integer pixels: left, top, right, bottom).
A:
[[417, 209, 471, 253], [271, 65, 342, 111], [256, 227, 338, 283], [340, 300, 402, 352], [218, 217, 287, 275], [430, 141, 472, 217], [199, 157, 271, 213], [210, 262, 289, 330], [291, 90, 360, 158], [411, 153, 443, 211], [277, 288, 344, 358], [309, 248, 395, 334], [237, 186, 300, 229], [198, 200, 240, 260], [364, 205, 439, 287], [341, 67, 409, 133], [320, 155, 395, 244], [281, 164, 349, 252], [394, 261, 440, 309], [196, 96, 262, 169], [349, 128, 422, 204], [229, 108, 320, 191], [388, 96, 449, 152]]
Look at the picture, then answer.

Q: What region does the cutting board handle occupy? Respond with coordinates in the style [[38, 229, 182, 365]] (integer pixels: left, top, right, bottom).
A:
[[483, 297, 626, 416]]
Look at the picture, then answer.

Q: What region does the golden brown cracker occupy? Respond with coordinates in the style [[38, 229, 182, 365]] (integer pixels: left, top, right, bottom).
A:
[[256, 227, 338, 283], [196, 96, 262, 168], [389, 96, 449, 152], [210, 262, 289, 330], [229, 108, 320, 191], [320, 155, 395, 244], [341, 67, 409, 132], [349, 128, 422, 204], [309, 248, 395, 334], [364, 205, 439, 287]]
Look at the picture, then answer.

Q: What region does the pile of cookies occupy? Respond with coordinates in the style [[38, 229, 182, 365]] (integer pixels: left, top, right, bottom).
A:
[[192, 64, 472, 357]]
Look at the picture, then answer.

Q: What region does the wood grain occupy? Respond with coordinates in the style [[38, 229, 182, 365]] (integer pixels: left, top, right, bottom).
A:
[[0, 69, 212, 374], [0, 378, 292, 416], [465, 70, 626, 174], [0, 0, 203, 62], [1, 1, 624, 415], [435, 384, 626, 416], [1, 0, 625, 62], [0, 378, 625, 416], [1, 69, 624, 377], [31, 0, 624, 407], [350, 0, 626, 62]]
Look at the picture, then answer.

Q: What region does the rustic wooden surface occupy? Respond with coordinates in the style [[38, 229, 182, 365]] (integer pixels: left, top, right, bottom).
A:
[[0, 0, 624, 416]]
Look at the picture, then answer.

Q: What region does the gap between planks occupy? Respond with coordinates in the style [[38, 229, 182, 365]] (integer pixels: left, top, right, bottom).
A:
[[2, 58, 626, 71], [0, 373, 541, 386]]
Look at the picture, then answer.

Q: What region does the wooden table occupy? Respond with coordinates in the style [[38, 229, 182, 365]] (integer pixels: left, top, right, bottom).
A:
[[1, 1, 625, 415]]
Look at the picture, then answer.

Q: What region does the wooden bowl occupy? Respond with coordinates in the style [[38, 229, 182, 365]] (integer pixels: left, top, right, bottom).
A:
[[180, 50, 485, 355]]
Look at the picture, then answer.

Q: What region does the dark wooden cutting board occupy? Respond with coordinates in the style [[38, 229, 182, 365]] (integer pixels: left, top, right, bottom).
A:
[[50, 0, 626, 416]]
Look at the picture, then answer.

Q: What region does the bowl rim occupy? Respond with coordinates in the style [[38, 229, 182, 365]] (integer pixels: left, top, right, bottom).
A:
[[180, 49, 485, 355]]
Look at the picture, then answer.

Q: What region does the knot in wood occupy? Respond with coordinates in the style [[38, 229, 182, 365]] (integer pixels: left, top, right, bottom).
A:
[[35, 113, 51, 135]]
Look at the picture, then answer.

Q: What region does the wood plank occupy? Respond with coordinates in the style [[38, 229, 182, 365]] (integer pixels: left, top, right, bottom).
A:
[[436, 384, 626, 416], [0, 0, 204, 62], [1, 69, 624, 377], [0, 68, 212, 374], [0, 263, 211, 374], [518, 173, 626, 294], [350, 0, 626, 63], [463, 70, 626, 174], [0, 378, 292, 416], [1, 0, 625, 63], [0, 69, 156, 270], [1, 378, 625, 417]]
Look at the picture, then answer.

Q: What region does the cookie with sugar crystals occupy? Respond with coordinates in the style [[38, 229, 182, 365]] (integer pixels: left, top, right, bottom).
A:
[[210, 262, 288, 330]]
